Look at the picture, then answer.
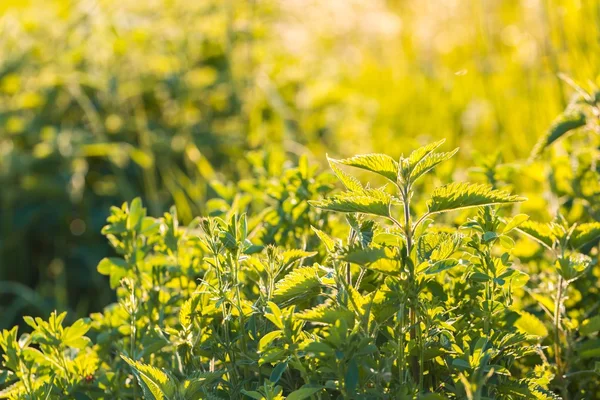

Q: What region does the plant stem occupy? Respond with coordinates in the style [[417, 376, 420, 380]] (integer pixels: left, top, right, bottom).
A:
[[130, 303, 137, 399], [215, 252, 239, 389], [554, 275, 569, 400], [483, 254, 491, 338], [553, 276, 563, 373], [347, 230, 356, 287], [232, 253, 250, 385], [400, 186, 420, 386], [402, 189, 412, 258], [398, 305, 405, 385]]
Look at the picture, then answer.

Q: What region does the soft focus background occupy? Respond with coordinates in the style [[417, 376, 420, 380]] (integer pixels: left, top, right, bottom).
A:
[[0, 0, 598, 328]]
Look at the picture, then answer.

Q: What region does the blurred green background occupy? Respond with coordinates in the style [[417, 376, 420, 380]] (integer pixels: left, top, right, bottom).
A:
[[0, 0, 598, 328]]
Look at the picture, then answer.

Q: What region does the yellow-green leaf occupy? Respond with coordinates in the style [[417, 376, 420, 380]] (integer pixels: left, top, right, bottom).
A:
[[514, 312, 548, 338]]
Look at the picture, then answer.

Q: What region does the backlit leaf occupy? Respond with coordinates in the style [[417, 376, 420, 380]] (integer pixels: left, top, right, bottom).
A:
[[409, 149, 458, 183], [514, 312, 548, 338], [516, 221, 557, 249], [335, 153, 399, 183], [531, 110, 586, 159], [327, 156, 364, 193], [427, 183, 525, 214], [569, 222, 600, 250], [310, 190, 393, 218], [273, 266, 321, 305], [121, 356, 177, 400]]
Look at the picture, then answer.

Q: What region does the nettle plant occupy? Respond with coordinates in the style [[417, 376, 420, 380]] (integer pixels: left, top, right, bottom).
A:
[[521, 76, 600, 398], [0, 159, 336, 400], [515, 217, 600, 398], [0, 140, 598, 399], [308, 141, 558, 398]]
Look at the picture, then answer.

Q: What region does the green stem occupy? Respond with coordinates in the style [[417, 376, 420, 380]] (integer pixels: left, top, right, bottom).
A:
[[347, 230, 356, 287], [130, 305, 137, 399], [233, 253, 250, 384], [398, 305, 405, 385], [553, 276, 563, 373], [400, 187, 420, 386], [554, 275, 569, 400], [401, 189, 412, 258], [215, 252, 239, 389]]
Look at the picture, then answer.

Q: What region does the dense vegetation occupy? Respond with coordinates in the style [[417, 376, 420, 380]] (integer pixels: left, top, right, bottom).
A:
[[2, 124, 600, 398], [1, 0, 600, 399]]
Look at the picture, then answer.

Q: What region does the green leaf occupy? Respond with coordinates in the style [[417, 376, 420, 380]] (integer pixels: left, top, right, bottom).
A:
[[327, 156, 364, 193], [286, 385, 324, 400], [0, 370, 15, 386], [569, 222, 600, 249], [530, 293, 555, 315], [62, 318, 91, 348], [121, 356, 177, 400], [406, 139, 447, 169], [22, 316, 36, 330], [452, 358, 471, 370], [370, 258, 402, 275], [483, 231, 498, 242], [241, 390, 264, 400], [580, 316, 600, 336], [426, 258, 459, 275], [303, 342, 335, 357], [97, 257, 128, 275], [345, 358, 359, 393], [556, 253, 591, 282], [427, 182, 526, 214], [182, 371, 227, 399], [374, 232, 404, 246], [270, 361, 288, 383], [516, 220, 557, 249], [398, 139, 455, 184], [470, 272, 491, 282], [311, 226, 336, 252], [296, 304, 354, 326], [342, 246, 395, 265], [267, 302, 284, 329], [97, 258, 129, 289], [417, 232, 461, 262], [179, 295, 204, 331], [309, 190, 393, 218], [409, 148, 458, 183], [346, 215, 375, 247], [273, 266, 321, 305], [127, 197, 145, 231], [514, 312, 548, 338], [499, 235, 515, 249], [502, 214, 529, 234], [579, 339, 600, 359], [334, 153, 399, 183], [282, 250, 318, 266], [500, 269, 529, 288], [472, 337, 488, 366], [531, 110, 586, 158], [259, 330, 283, 351]]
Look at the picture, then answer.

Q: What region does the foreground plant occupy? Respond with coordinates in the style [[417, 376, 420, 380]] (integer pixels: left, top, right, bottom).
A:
[[0, 142, 599, 399], [309, 141, 545, 397], [516, 217, 600, 398], [524, 76, 600, 397]]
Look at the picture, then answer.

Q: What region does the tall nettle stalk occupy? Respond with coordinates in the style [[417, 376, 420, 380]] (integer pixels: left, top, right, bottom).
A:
[[311, 139, 526, 389]]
